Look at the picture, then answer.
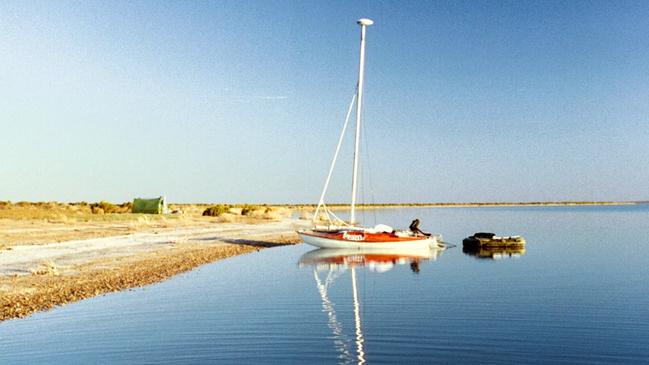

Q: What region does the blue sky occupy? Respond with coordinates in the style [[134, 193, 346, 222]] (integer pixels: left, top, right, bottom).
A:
[[1, 1, 648, 203]]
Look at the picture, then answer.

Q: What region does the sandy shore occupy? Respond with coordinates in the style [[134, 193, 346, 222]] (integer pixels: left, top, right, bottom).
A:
[[0, 217, 308, 322]]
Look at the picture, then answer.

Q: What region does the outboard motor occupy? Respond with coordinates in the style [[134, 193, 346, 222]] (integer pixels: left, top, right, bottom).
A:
[[409, 219, 431, 237]]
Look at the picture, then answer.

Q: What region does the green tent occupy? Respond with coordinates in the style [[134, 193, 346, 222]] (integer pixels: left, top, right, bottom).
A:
[[132, 196, 167, 214]]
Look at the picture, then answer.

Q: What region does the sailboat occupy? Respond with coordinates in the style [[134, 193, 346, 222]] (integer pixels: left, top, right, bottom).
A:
[[298, 18, 443, 250]]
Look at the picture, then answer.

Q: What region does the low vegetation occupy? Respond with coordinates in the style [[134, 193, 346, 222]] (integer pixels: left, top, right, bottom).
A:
[[202, 204, 230, 217], [0, 201, 294, 223], [89, 201, 132, 214], [240, 204, 256, 216], [0, 201, 139, 221]]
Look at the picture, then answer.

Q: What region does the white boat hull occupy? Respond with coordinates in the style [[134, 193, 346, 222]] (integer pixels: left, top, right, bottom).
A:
[[298, 231, 442, 249]]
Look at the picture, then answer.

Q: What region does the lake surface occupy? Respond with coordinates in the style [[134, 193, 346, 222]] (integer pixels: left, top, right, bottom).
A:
[[2, 205, 649, 364]]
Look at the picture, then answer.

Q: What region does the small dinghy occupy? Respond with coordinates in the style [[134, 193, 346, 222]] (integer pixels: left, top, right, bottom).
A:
[[463, 232, 525, 248]]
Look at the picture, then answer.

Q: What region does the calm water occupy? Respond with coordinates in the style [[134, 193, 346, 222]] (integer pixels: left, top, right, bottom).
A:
[[2, 205, 649, 364]]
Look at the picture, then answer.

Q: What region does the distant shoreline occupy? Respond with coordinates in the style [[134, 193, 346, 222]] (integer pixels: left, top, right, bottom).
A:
[[2, 200, 645, 209], [287, 201, 644, 210]]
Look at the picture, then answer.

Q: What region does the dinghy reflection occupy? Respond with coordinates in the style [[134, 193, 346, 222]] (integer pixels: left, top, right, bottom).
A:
[[298, 247, 445, 364], [462, 246, 526, 260]]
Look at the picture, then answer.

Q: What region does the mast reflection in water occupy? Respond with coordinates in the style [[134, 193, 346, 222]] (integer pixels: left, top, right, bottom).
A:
[[298, 247, 446, 364]]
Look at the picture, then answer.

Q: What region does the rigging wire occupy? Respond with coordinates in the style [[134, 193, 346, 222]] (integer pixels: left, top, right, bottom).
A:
[[314, 87, 357, 226]]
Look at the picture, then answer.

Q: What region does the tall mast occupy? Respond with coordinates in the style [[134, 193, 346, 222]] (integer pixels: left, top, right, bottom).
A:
[[350, 18, 373, 225]]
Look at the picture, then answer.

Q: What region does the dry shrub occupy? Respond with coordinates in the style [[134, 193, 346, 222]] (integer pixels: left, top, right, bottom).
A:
[[260, 210, 280, 220], [240, 204, 257, 216], [117, 202, 133, 212], [202, 205, 229, 217], [43, 202, 58, 210], [91, 207, 104, 214], [88, 201, 131, 214], [90, 201, 119, 214]]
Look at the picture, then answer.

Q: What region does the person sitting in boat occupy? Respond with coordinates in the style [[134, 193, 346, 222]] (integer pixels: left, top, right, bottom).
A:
[[409, 219, 431, 237]]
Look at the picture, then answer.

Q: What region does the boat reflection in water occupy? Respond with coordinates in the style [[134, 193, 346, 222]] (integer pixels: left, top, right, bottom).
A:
[[298, 247, 445, 364], [462, 245, 526, 260], [299, 246, 444, 273]]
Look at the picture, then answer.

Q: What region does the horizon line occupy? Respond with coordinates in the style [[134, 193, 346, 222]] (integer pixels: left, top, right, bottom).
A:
[[3, 200, 646, 206]]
